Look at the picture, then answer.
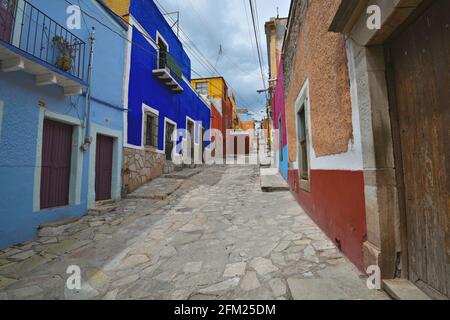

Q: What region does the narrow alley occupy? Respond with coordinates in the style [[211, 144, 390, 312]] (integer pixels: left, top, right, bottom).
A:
[[0, 165, 387, 300]]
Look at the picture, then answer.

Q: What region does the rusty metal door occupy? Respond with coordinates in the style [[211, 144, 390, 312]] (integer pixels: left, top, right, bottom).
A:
[[40, 119, 73, 210], [0, 0, 16, 43], [95, 134, 113, 202], [387, 0, 449, 297]]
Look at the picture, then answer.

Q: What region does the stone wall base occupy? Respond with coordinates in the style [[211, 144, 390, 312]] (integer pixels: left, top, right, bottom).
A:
[[122, 147, 172, 195]]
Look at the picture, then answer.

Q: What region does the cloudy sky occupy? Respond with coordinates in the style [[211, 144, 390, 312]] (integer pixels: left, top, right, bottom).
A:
[[154, 0, 291, 117]]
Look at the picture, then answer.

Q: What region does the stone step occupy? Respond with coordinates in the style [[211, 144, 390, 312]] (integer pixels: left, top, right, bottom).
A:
[[260, 168, 290, 192], [163, 168, 202, 180], [126, 178, 183, 200], [38, 217, 83, 237], [382, 279, 432, 300], [88, 204, 119, 216]]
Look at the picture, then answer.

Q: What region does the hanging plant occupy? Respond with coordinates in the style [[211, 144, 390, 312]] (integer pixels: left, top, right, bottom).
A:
[[52, 36, 75, 72]]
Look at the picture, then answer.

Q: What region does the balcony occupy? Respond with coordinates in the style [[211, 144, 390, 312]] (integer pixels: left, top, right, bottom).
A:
[[0, 0, 86, 96], [152, 51, 183, 94]]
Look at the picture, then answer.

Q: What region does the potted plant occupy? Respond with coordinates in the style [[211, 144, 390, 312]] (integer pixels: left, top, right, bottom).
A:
[[52, 36, 75, 72]]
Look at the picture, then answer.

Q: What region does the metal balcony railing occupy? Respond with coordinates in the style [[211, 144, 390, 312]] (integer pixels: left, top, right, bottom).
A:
[[0, 0, 86, 80], [158, 51, 182, 81]]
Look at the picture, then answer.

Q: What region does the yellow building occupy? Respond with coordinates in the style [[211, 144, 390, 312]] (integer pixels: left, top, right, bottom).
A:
[[192, 77, 236, 131], [103, 0, 131, 22]]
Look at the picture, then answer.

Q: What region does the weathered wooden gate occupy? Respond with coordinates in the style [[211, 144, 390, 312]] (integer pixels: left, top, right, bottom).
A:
[[387, 0, 449, 298], [0, 0, 16, 43], [40, 119, 73, 209], [95, 134, 113, 202]]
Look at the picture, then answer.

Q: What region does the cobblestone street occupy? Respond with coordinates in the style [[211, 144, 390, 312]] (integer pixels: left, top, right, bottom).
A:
[[0, 165, 388, 300]]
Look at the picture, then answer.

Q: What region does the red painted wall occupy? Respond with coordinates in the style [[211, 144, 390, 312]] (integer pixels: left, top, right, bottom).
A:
[[211, 103, 223, 133], [288, 169, 367, 271]]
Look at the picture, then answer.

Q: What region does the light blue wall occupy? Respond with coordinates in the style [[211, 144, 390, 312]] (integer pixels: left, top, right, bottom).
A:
[[0, 0, 126, 249]]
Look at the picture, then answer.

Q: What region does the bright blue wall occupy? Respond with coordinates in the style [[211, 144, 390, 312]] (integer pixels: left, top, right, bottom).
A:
[[127, 0, 210, 149], [0, 0, 126, 249], [277, 145, 289, 181]]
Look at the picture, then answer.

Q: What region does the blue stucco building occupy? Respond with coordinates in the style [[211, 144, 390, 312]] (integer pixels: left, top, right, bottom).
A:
[[108, 0, 211, 193], [0, 0, 127, 249]]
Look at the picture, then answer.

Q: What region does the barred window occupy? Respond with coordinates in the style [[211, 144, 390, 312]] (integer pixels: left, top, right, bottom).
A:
[[144, 112, 158, 148]]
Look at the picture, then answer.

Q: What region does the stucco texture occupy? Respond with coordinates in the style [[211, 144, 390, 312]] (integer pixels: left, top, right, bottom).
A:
[[285, 0, 353, 162]]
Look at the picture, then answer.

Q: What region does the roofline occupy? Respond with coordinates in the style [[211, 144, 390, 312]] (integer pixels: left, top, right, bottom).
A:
[[328, 0, 369, 33], [95, 0, 128, 31]]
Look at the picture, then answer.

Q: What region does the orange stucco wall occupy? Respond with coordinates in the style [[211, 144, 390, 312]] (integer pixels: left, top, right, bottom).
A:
[[285, 0, 353, 162]]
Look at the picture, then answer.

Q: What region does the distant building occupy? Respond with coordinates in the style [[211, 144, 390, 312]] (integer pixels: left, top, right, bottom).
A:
[[265, 17, 288, 153]]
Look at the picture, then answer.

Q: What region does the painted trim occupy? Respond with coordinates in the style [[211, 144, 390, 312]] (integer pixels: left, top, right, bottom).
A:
[[88, 123, 123, 209], [123, 24, 133, 147], [33, 110, 84, 212], [129, 16, 158, 50], [0, 101, 4, 139], [294, 79, 312, 192]]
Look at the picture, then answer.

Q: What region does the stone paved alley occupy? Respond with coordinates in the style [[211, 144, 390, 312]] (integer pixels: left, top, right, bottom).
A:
[[0, 165, 388, 300]]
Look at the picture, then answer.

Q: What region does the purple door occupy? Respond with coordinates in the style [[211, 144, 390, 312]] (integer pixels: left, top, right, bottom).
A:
[[40, 119, 73, 210], [95, 135, 113, 201], [0, 0, 16, 43]]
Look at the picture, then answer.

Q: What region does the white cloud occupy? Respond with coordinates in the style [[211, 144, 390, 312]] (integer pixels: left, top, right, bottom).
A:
[[155, 0, 291, 113]]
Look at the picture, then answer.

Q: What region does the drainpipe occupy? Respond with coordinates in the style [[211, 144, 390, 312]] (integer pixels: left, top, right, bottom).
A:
[[82, 27, 96, 151]]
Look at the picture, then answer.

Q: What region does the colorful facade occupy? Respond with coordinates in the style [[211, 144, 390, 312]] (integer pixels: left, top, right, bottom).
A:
[[283, 0, 366, 270], [272, 59, 288, 180], [192, 77, 235, 156], [105, 0, 211, 193], [0, 0, 127, 249]]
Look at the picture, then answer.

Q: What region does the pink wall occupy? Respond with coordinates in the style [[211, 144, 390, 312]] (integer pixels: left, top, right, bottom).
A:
[[273, 59, 287, 147]]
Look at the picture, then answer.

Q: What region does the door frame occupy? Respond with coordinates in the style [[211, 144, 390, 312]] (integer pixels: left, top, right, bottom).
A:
[[383, 0, 449, 296], [333, 0, 443, 282], [33, 109, 84, 212], [88, 123, 122, 209]]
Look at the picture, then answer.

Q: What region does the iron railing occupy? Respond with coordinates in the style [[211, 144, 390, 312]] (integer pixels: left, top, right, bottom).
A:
[[158, 50, 182, 81], [0, 0, 86, 80]]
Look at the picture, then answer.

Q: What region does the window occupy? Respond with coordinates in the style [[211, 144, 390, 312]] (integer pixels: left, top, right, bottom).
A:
[[144, 112, 158, 148], [297, 105, 309, 180], [196, 82, 208, 95], [295, 81, 311, 192]]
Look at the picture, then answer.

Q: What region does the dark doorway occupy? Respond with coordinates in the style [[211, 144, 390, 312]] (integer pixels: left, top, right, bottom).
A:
[[95, 134, 113, 202], [187, 120, 195, 163], [387, 0, 449, 298], [0, 0, 16, 43], [165, 122, 175, 161], [201, 127, 206, 163], [40, 119, 73, 210]]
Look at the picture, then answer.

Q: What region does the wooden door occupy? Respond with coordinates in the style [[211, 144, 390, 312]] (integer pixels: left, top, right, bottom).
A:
[[40, 119, 73, 210], [95, 134, 113, 202], [165, 122, 175, 161], [0, 0, 16, 43], [387, 0, 449, 297]]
